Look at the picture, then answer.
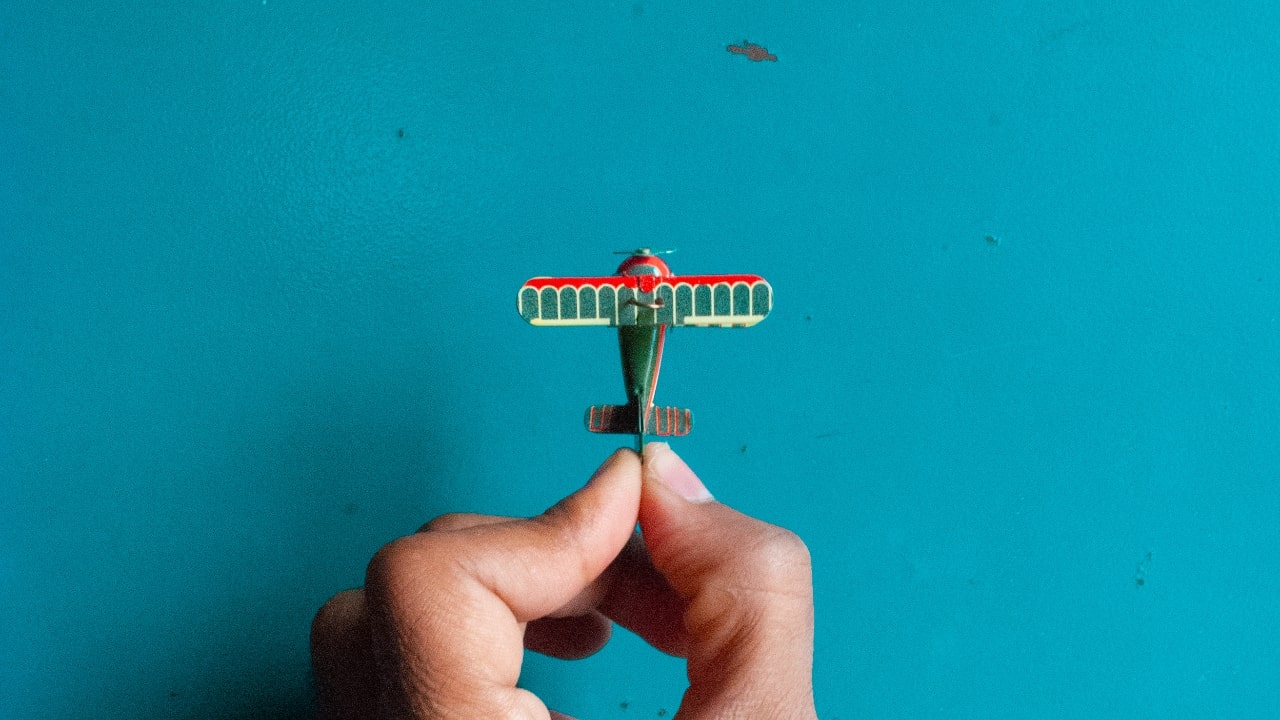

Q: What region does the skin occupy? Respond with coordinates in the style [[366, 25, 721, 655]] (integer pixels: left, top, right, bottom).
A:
[[310, 443, 817, 719]]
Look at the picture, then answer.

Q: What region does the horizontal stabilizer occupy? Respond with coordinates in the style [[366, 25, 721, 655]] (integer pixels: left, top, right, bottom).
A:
[[648, 405, 694, 436], [585, 404, 694, 437]]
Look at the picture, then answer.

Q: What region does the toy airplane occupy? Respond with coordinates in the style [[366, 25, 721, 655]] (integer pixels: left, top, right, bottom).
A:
[[518, 248, 772, 451]]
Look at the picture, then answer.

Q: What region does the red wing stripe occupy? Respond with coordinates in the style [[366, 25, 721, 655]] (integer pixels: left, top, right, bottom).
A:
[[522, 274, 767, 290], [521, 276, 633, 290], [663, 274, 767, 286]]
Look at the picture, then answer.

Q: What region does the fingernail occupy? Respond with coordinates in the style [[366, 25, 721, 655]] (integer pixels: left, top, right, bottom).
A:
[[645, 443, 713, 502]]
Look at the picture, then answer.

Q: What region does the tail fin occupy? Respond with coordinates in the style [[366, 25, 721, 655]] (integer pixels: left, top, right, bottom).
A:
[[585, 404, 694, 436]]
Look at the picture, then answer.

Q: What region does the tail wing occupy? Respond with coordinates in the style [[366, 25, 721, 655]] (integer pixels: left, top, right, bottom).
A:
[[585, 404, 693, 437]]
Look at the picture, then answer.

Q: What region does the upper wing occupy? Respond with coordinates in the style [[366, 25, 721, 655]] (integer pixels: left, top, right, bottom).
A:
[[518, 274, 772, 328]]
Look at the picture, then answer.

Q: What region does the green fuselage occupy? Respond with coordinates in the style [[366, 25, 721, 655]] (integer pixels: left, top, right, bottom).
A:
[[617, 323, 666, 447]]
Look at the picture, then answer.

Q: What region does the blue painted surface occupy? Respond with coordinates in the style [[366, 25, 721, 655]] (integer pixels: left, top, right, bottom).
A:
[[3, 2, 1279, 718]]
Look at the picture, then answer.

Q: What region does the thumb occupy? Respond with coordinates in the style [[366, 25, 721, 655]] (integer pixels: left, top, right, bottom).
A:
[[362, 448, 642, 718], [639, 443, 817, 719]]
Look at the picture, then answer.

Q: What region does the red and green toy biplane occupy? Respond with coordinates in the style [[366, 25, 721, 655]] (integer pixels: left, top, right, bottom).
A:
[[518, 248, 772, 451]]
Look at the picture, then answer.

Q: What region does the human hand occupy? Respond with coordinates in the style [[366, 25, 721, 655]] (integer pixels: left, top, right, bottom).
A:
[[310, 443, 817, 719]]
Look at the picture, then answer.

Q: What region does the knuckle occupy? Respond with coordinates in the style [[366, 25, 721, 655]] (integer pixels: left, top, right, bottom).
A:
[[418, 512, 476, 533], [310, 589, 359, 644], [364, 534, 436, 600], [733, 526, 812, 589]]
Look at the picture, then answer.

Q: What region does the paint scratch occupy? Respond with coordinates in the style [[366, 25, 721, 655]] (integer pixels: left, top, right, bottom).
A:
[[727, 40, 777, 62]]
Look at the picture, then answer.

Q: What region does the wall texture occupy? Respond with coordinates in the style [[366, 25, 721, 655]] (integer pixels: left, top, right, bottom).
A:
[[3, 2, 1278, 718]]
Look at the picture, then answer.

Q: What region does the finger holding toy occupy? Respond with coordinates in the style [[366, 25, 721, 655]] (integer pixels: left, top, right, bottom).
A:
[[310, 445, 816, 719]]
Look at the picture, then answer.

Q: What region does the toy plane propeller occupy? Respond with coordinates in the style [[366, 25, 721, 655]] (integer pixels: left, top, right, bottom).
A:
[[517, 248, 772, 452]]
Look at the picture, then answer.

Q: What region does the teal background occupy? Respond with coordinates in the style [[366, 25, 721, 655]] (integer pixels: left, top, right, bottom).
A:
[[4, 2, 1279, 718]]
